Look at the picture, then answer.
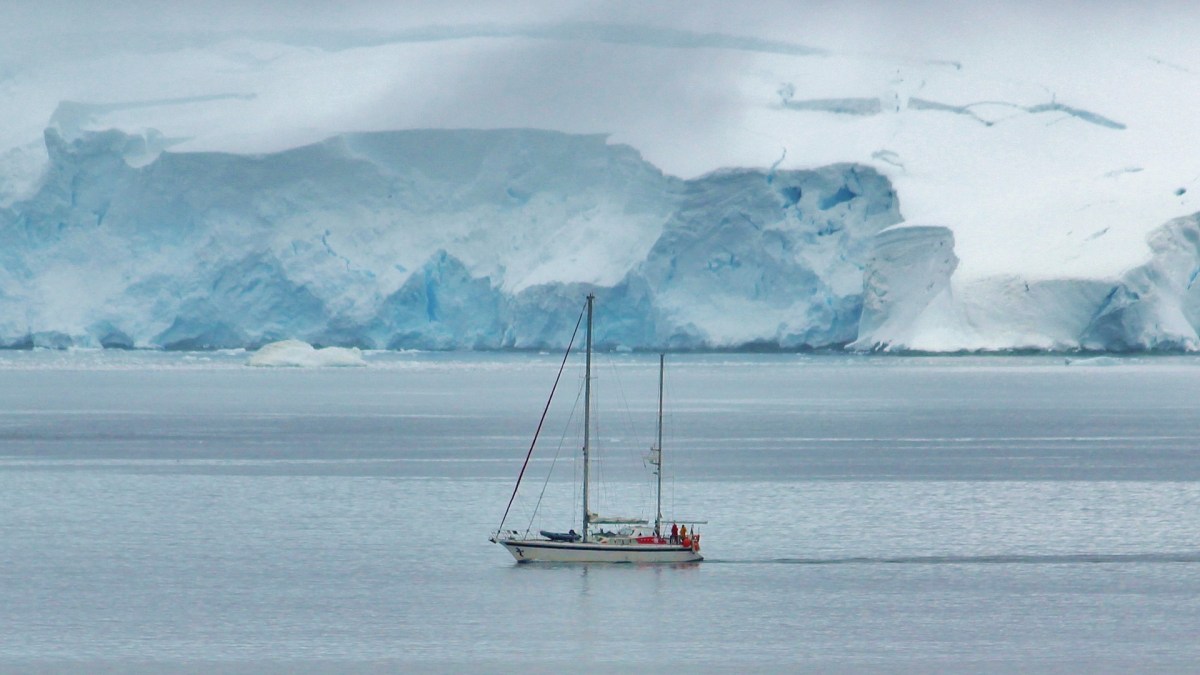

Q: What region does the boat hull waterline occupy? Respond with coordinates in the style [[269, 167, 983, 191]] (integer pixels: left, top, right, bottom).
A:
[[498, 539, 703, 563]]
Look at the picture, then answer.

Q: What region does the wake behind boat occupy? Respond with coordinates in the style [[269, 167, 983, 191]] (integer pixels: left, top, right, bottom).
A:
[[490, 294, 704, 563]]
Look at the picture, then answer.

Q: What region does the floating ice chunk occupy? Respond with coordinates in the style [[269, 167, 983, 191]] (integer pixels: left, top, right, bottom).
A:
[[1063, 356, 1124, 367], [246, 340, 365, 367]]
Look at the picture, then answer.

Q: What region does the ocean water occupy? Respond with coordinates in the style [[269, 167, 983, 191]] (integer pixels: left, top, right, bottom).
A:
[[2, 351, 1200, 672]]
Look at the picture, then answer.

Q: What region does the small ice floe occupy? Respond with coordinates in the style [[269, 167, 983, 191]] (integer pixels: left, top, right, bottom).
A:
[[1063, 355, 1122, 367], [246, 339, 366, 367]]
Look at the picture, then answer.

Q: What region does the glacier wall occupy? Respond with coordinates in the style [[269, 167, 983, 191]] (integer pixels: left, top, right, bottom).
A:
[[852, 214, 1200, 352], [849, 226, 959, 351], [0, 128, 901, 350]]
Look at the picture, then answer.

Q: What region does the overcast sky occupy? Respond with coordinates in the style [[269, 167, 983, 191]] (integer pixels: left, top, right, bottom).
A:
[[4, 1, 1197, 153], [5, 1, 1197, 54]]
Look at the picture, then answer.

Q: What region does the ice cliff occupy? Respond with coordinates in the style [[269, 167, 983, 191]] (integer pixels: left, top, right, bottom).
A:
[[0, 128, 900, 350], [852, 215, 1200, 352], [7, 125, 1200, 353]]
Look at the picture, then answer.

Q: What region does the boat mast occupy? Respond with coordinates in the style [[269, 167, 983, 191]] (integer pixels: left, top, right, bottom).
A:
[[581, 294, 594, 543], [654, 353, 665, 538]]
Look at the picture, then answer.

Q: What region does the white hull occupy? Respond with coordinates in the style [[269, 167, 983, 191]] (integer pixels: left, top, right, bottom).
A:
[[498, 539, 703, 563]]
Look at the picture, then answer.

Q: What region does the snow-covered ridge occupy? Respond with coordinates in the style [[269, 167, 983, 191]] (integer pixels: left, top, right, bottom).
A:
[[0, 127, 899, 351]]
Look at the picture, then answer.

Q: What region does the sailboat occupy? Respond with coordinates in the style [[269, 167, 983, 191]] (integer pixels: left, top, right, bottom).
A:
[[490, 294, 704, 563]]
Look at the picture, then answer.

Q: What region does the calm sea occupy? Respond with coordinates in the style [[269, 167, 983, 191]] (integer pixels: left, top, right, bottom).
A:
[[2, 351, 1199, 672]]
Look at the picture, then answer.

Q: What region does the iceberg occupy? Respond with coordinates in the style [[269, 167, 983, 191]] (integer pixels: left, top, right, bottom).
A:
[[246, 340, 366, 368]]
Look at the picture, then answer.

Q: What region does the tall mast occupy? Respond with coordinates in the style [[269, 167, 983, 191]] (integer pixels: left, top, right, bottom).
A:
[[581, 294, 594, 542], [654, 353, 665, 538]]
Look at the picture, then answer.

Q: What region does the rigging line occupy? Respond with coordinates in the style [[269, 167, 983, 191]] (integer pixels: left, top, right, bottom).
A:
[[573, 415, 580, 531], [495, 300, 586, 536], [606, 356, 653, 514], [524, 375, 586, 538], [606, 355, 646, 453], [593, 379, 604, 510]]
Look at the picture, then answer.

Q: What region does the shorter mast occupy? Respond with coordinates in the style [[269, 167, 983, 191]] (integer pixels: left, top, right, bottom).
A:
[[581, 294, 594, 543], [654, 353, 664, 538]]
